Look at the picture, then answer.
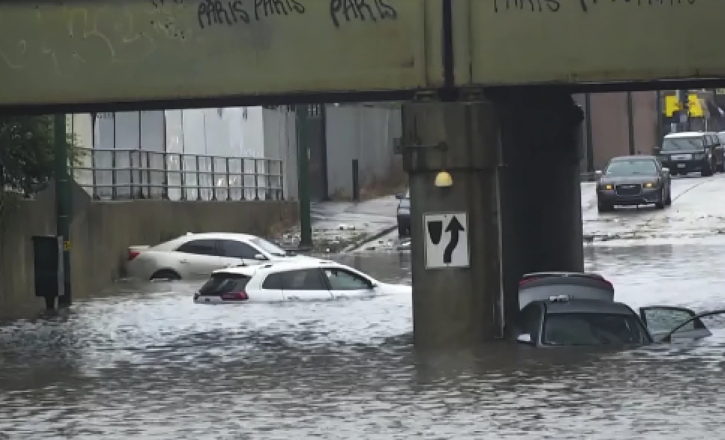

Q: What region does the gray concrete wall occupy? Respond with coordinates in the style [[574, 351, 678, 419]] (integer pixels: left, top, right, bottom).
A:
[[325, 104, 404, 199], [0, 195, 298, 313]]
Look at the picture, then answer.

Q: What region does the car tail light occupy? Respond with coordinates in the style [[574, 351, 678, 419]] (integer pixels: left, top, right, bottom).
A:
[[220, 291, 249, 301], [127, 250, 141, 261], [518, 277, 540, 287]]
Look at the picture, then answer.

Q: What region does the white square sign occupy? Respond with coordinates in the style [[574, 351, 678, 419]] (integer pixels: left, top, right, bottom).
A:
[[423, 212, 470, 269]]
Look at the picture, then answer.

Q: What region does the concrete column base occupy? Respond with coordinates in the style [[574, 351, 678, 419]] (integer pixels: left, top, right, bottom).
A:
[[402, 101, 503, 349]]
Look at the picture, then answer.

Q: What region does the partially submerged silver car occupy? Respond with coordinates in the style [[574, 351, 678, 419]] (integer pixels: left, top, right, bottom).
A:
[[507, 272, 721, 347]]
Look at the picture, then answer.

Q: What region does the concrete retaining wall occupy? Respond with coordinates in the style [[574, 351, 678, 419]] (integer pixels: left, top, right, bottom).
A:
[[0, 195, 298, 313]]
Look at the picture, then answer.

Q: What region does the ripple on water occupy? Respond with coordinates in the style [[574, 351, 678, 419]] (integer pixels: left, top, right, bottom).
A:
[[1, 250, 725, 439]]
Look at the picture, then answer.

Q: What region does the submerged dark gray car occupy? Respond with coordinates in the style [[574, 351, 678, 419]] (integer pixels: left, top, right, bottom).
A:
[[596, 155, 672, 213], [507, 272, 722, 347]]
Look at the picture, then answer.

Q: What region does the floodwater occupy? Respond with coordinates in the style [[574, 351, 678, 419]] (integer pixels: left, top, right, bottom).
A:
[[2, 244, 725, 439], [6, 175, 725, 439]]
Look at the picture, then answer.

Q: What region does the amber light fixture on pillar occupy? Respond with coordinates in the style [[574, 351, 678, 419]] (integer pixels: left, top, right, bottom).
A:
[[434, 170, 453, 188]]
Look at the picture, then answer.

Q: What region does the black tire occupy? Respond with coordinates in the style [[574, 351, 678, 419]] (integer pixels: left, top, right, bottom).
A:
[[718, 162, 725, 173], [703, 163, 714, 177], [665, 187, 672, 206], [597, 201, 613, 213], [654, 188, 666, 210], [397, 224, 408, 239], [150, 269, 181, 281]]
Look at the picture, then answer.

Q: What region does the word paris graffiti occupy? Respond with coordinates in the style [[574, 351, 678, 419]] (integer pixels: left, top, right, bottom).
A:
[[493, 0, 697, 13], [196, 0, 397, 30]]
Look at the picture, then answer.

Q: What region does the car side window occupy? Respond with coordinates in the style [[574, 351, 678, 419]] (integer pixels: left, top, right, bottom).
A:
[[517, 303, 542, 339], [323, 268, 371, 290], [262, 273, 285, 290], [176, 239, 217, 256], [275, 269, 327, 290], [220, 240, 259, 259]]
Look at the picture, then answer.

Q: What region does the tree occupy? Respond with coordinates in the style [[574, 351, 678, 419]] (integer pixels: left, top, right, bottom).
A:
[[0, 115, 77, 197]]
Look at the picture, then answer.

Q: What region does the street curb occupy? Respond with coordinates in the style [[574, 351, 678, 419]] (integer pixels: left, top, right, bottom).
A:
[[342, 225, 398, 253]]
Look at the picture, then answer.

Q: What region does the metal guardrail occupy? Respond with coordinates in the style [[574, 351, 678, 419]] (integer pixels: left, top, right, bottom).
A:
[[71, 147, 284, 201]]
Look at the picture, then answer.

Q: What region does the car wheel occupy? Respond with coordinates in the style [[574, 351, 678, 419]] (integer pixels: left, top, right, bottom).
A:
[[397, 224, 408, 239], [150, 269, 181, 281], [665, 187, 672, 206], [718, 162, 725, 173], [597, 201, 613, 213], [655, 189, 666, 209], [703, 163, 714, 177]]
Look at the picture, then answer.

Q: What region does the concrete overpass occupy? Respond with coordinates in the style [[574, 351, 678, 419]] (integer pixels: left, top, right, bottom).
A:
[[4, 0, 725, 348]]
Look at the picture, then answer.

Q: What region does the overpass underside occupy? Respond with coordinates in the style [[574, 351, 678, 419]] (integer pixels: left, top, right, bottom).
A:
[[4, 0, 725, 347]]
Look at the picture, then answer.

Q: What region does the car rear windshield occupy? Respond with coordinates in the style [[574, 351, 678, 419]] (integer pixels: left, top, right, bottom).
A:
[[199, 273, 251, 295], [662, 137, 704, 152], [604, 160, 657, 176], [543, 313, 650, 346]]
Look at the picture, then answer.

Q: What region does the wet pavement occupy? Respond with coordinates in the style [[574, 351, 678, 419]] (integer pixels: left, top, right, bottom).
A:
[[3, 175, 725, 438], [278, 196, 399, 253]]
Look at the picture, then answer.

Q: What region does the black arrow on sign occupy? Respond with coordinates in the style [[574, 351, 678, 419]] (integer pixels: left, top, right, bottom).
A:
[[443, 216, 465, 264]]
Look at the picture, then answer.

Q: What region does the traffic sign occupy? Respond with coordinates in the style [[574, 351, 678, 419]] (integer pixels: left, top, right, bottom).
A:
[[424, 212, 470, 269]]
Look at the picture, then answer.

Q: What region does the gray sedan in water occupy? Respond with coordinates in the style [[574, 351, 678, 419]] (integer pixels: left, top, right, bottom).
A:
[[595, 155, 672, 213]]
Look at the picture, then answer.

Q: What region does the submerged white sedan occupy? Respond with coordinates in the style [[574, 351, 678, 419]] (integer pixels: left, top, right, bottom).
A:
[[126, 232, 317, 280], [194, 259, 411, 304]]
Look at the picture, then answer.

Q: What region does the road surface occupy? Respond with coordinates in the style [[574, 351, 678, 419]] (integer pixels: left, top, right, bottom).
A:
[[3, 175, 725, 438], [356, 174, 725, 252]]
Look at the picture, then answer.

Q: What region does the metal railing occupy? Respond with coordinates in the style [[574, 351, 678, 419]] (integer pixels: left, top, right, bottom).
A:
[[71, 147, 284, 201]]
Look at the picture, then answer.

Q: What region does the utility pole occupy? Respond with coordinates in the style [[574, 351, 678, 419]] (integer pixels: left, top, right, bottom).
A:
[[678, 89, 690, 132], [584, 93, 594, 172], [655, 90, 663, 141], [54, 113, 72, 308], [295, 105, 312, 250], [626, 92, 636, 155]]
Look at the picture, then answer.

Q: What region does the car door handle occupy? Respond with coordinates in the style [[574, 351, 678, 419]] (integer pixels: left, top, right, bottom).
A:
[[179, 259, 189, 264]]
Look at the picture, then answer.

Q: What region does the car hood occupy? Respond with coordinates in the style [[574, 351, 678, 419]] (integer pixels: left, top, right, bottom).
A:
[[661, 150, 706, 155], [599, 175, 659, 185], [377, 283, 411, 295]]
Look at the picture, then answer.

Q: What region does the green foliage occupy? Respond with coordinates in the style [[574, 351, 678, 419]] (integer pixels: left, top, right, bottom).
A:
[[0, 115, 78, 196]]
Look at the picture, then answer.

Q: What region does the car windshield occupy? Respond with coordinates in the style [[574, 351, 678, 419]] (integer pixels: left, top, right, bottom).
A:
[[250, 237, 287, 257], [605, 160, 657, 176], [199, 274, 250, 295], [662, 137, 704, 152], [543, 313, 650, 346]]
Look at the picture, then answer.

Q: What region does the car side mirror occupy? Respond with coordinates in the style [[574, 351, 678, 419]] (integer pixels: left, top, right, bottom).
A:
[[516, 334, 534, 345], [254, 254, 267, 261], [662, 167, 670, 174], [654, 146, 661, 155], [594, 170, 603, 177], [394, 193, 405, 200]]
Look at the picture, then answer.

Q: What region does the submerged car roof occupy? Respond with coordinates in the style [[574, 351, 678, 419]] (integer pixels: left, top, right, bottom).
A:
[[543, 298, 635, 315], [212, 259, 339, 277]]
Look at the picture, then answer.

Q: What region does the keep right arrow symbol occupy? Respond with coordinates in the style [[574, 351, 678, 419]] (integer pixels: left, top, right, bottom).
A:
[[443, 216, 464, 264]]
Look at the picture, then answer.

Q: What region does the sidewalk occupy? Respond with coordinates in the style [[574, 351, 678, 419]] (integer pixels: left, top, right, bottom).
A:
[[277, 195, 399, 253]]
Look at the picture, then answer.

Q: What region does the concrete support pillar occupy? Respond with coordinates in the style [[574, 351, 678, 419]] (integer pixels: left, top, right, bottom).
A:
[[494, 90, 585, 322], [402, 101, 503, 349]]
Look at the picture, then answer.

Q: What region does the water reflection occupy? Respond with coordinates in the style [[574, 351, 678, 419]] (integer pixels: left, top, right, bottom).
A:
[[1, 247, 725, 438]]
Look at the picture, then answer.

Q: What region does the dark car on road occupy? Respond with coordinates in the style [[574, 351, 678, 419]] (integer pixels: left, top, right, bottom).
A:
[[507, 272, 722, 348], [658, 132, 719, 176], [595, 155, 671, 213], [395, 189, 410, 238]]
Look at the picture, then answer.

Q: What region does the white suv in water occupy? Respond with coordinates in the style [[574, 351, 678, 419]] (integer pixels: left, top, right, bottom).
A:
[[194, 259, 411, 304]]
